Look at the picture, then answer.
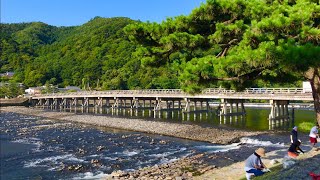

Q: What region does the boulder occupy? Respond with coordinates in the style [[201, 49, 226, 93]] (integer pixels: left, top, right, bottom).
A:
[[282, 155, 297, 169], [269, 159, 279, 165]]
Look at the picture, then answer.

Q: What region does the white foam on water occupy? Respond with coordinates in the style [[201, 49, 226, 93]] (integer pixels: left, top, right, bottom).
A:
[[240, 137, 285, 147], [13, 137, 41, 144], [20, 117, 38, 120], [148, 151, 175, 158], [88, 154, 100, 158], [159, 157, 179, 164], [148, 147, 187, 158], [122, 150, 140, 156], [24, 160, 48, 168], [24, 154, 85, 168], [71, 172, 110, 180], [177, 147, 187, 151], [194, 143, 241, 153], [12, 137, 43, 151], [136, 159, 154, 166], [124, 168, 135, 172], [103, 156, 118, 161]]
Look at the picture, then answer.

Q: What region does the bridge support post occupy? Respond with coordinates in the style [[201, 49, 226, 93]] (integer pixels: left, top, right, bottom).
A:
[[132, 98, 139, 116], [71, 98, 77, 112], [154, 98, 162, 113], [184, 98, 190, 112], [219, 99, 245, 117], [52, 98, 58, 109], [269, 100, 290, 130], [95, 97, 102, 114], [43, 99, 49, 109], [112, 97, 119, 109], [59, 98, 66, 111], [66, 98, 71, 112], [82, 97, 89, 113]]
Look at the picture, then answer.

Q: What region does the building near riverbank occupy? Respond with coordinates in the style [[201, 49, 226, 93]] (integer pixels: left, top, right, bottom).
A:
[[0, 72, 14, 78]]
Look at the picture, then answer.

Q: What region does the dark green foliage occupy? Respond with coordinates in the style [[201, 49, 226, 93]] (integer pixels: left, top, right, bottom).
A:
[[0, 17, 179, 90], [126, 0, 320, 93]]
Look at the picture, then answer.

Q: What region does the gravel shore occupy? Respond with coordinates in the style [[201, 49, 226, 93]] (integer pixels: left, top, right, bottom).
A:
[[0, 106, 262, 144]]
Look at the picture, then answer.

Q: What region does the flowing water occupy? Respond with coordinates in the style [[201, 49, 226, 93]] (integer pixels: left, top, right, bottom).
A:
[[0, 107, 315, 179]]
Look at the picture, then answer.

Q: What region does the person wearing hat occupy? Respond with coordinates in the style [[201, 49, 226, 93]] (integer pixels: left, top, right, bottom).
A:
[[244, 148, 270, 178], [290, 126, 299, 144]]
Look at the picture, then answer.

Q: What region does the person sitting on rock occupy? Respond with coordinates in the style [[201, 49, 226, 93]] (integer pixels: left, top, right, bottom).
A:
[[244, 148, 270, 177], [288, 140, 304, 158]]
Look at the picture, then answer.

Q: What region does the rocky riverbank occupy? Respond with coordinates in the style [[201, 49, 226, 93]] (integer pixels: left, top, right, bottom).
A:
[[1, 106, 298, 180], [0, 106, 262, 144]]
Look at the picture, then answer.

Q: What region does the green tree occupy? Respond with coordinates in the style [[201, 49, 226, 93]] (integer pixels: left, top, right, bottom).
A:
[[0, 83, 24, 98], [126, 0, 320, 123]]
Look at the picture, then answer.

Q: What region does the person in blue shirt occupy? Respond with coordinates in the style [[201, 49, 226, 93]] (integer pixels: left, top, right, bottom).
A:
[[244, 148, 269, 176]]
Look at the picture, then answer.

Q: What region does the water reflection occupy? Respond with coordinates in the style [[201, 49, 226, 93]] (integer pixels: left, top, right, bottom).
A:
[[52, 106, 315, 131]]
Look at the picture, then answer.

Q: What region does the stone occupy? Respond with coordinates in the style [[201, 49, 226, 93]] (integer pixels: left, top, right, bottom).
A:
[[269, 159, 279, 165], [77, 148, 85, 154], [186, 172, 193, 177], [91, 159, 99, 164], [282, 155, 297, 169], [97, 145, 104, 151], [159, 140, 167, 144], [111, 170, 128, 177]]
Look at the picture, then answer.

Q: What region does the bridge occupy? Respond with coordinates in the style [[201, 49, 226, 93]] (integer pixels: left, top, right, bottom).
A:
[[30, 88, 314, 128]]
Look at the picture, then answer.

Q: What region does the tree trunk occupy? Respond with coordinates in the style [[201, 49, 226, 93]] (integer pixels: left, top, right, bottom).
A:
[[306, 68, 320, 125]]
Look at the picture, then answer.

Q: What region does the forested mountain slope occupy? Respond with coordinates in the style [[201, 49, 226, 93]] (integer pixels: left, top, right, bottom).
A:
[[0, 17, 179, 89]]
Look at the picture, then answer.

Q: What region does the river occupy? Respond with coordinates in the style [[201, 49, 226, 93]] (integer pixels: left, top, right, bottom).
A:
[[0, 107, 315, 179]]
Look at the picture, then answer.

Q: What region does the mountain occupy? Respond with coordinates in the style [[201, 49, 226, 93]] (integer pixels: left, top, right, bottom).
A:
[[0, 17, 179, 89]]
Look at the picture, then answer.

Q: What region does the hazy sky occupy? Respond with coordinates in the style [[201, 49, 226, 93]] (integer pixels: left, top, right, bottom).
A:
[[1, 0, 206, 27]]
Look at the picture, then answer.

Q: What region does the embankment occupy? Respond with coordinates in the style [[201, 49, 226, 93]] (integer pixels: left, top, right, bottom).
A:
[[0, 98, 29, 106]]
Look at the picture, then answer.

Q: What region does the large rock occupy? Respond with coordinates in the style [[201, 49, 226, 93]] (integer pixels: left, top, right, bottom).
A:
[[282, 155, 297, 169]]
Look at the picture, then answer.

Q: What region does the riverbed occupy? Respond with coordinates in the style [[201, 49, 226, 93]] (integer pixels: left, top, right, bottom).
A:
[[1, 107, 307, 179]]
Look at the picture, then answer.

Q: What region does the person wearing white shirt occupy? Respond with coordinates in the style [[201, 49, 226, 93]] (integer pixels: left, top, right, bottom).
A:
[[309, 124, 319, 147]]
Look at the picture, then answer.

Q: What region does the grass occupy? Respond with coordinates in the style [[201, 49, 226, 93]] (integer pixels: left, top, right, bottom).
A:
[[180, 167, 204, 176], [239, 165, 283, 180], [298, 122, 316, 133]]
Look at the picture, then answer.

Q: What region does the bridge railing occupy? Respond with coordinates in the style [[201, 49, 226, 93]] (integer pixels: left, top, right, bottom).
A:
[[35, 89, 185, 97], [244, 88, 305, 94], [202, 88, 236, 94], [33, 88, 310, 97]]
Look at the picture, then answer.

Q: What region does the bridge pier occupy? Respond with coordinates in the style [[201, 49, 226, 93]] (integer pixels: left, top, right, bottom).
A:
[[219, 99, 246, 117], [112, 97, 119, 109], [182, 98, 211, 113], [269, 100, 290, 130], [219, 99, 245, 125], [82, 97, 89, 113]]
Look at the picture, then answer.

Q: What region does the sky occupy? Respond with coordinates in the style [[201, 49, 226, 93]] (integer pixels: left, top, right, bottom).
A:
[[1, 0, 206, 27]]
